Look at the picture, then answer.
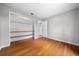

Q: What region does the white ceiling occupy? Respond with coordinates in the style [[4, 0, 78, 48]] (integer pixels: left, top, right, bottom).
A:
[[5, 3, 79, 20]]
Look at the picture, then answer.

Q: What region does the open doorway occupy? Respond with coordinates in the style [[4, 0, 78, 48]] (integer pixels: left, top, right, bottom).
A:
[[9, 11, 34, 43]]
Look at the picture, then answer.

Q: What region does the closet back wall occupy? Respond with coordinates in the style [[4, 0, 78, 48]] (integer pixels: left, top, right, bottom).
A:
[[10, 13, 33, 42]]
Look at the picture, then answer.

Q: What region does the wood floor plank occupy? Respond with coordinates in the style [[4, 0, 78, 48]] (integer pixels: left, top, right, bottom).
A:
[[0, 37, 79, 56]]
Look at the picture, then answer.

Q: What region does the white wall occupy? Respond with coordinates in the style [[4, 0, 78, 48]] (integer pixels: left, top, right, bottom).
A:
[[0, 14, 1, 48], [42, 21, 48, 37], [0, 4, 10, 49], [47, 7, 79, 45]]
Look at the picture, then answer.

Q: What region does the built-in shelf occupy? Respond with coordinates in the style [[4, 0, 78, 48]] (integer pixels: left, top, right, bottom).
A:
[[11, 21, 32, 25], [11, 31, 32, 33], [11, 34, 32, 38]]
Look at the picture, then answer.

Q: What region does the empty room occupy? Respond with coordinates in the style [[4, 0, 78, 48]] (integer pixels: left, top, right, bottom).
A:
[[0, 3, 79, 56]]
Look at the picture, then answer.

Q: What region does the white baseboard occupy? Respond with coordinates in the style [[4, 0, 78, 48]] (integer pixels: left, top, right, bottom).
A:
[[47, 37, 79, 46], [0, 44, 10, 50], [0, 48, 1, 50], [34, 36, 39, 39], [11, 36, 32, 42]]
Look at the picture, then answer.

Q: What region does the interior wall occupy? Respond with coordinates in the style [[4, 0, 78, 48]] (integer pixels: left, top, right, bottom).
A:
[[0, 18, 1, 48], [0, 4, 10, 48], [42, 20, 48, 37], [47, 7, 79, 45]]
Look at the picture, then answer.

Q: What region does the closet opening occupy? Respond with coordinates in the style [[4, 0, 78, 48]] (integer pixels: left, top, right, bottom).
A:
[[9, 11, 34, 44]]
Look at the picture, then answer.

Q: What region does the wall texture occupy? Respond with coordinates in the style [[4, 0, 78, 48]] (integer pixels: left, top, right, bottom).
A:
[[47, 7, 79, 45]]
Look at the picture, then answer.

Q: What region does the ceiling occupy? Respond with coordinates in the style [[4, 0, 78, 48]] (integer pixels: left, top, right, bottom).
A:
[[5, 3, 79, 20]]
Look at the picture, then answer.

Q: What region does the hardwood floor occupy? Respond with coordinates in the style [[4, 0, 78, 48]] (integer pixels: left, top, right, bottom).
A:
[[0, 37, 79, 56]]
